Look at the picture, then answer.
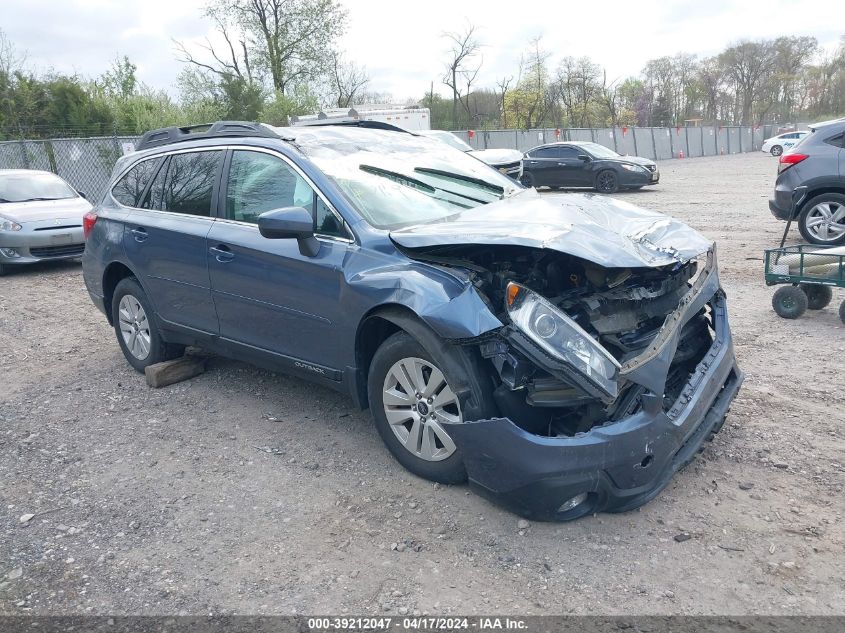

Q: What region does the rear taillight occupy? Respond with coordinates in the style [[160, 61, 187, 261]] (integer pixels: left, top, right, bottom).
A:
[[778, 153, 808, 173], [82, 211, 98, 239]]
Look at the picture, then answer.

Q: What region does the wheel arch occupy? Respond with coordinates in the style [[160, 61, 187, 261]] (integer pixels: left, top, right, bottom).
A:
[[795, 183, 845, 216], [353, 303, 497, 418], [102, 261, 137, 325]]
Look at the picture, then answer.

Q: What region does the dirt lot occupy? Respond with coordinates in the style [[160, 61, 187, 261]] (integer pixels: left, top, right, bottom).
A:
[[1, 151, 844, 616]]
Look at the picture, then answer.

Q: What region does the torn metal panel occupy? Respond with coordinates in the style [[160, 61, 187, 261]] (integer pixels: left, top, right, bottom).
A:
[[390, 188, 712, 268], [444, 288, 744, 521]]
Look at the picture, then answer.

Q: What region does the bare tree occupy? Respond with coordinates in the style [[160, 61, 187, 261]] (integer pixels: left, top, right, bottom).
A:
[[719, 40, 778, 124], [176, 0, 347, 95], [0, 28, 26, 76], [495, 75, 512, 128], [329, 52, 369, 108], [442, 24, 482, 127], [174, 6, 255, 84]]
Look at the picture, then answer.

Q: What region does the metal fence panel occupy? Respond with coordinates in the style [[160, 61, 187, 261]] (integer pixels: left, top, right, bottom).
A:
[[652, 128, 672, 160], [632, 128, 655, 160], [0, 142, 26, 169], [688, 127, 703, 157], [741, 127, 753, 152], [716, 126, 729, 155], [614, 128, 637, 156]]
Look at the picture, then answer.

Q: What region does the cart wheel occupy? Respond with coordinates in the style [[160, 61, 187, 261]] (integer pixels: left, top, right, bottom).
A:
[[840, 300, 845, 325], [800, 284, 833, 310], [772, 286, 808, 319]]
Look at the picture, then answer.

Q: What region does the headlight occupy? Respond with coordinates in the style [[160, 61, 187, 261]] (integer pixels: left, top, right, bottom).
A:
[[621, 163, 646, 172], [0, 218, 22, 232], [506, 282, 620, 400]]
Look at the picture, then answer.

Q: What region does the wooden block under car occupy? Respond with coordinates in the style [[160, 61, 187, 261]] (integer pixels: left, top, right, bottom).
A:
[[144, 354, 209, 388]]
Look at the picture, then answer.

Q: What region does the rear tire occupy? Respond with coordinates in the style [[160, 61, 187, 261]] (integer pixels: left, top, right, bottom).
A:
[[111, 277, 184, 373], [800, 284, 833, 310], [772, 286, 808, 319], [798, 194, 845, 245], [770, 145, 783, 156], [840, 300, 845, 324]]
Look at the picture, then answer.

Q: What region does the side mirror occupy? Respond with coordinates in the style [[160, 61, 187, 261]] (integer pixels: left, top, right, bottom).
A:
[[577, 154, 591, 162], [77, 191, 88, 200], [258, 206, 320, 257]]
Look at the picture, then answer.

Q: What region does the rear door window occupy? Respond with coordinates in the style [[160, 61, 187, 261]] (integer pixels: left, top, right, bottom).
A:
[[159, 151, 223, 216], [111, 157, 161, 207]]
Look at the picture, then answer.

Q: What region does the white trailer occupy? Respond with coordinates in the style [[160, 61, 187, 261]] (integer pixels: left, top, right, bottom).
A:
[[290, 105, 431, 131]]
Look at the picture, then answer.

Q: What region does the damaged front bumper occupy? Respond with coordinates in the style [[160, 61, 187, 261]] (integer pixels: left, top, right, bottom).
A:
[[447, 248, 744, 520]]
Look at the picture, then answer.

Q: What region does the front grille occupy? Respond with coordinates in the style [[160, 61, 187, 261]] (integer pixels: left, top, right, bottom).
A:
[[30, 243, 85, 258], [34, 225, 81, 231]]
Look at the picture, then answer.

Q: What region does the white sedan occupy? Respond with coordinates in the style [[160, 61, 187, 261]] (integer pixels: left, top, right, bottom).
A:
[[418, 130, 523, 180], [0, 170, 93, 275], [761, 131, 809, 156]]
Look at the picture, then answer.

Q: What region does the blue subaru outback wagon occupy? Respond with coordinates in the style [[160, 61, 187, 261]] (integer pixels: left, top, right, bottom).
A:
[[82, 121, 743, 520]]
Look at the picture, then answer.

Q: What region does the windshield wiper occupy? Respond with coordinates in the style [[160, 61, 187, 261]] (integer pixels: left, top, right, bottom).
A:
[[359, 165, 478, 207], [360, 165, 437, 194], [413, 167, 504, 195], [20, 197, 65, 202]]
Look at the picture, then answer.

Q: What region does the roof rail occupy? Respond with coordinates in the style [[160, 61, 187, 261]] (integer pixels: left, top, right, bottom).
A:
[[289, 119, 413, 134], [135, 121, 285, 151]]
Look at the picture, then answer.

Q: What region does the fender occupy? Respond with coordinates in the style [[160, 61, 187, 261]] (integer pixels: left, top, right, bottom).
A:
[[357, 305, 498, 421]]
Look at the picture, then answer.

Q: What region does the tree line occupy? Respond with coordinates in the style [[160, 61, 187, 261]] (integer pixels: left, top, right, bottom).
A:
[[429, 31, 845, 130], [1, 1, 843, 140]]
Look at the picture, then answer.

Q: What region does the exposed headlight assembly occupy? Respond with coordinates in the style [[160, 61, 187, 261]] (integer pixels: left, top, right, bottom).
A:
[[621, 163, 646, 172], [506, 282, 620, 400], [0, 217, 22, 232]]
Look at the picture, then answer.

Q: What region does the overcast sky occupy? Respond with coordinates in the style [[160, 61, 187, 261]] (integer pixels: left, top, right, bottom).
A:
[[1, 0, 841, 101]]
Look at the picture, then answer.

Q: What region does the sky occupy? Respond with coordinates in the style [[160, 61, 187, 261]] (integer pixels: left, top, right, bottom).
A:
[[1, 0, 842, 102]]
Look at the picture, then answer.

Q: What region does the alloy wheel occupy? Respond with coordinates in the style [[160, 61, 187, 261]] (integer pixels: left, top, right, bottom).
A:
[[118, 294, 151, 360], [804, 201, 845, 243], [597, 171, 618, 193], [381, 357, 461, 462]]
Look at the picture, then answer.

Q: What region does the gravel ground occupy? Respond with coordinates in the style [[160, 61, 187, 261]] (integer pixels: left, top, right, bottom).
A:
[[1, 151, 844, 616]]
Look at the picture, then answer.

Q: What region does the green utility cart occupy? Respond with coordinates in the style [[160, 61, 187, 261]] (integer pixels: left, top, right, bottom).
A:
[[765, 244, 845, 322]]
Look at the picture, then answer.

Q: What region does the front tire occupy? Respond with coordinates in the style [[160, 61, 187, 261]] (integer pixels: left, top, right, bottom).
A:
[[770, 145, 783, 156], [772, 286, 808, 319], [595, 170, 619, 193], [111, 277, 184, 373], [368, 331, 494, 484], [798, 194, 845, 245], [520, 172, 534, 188]]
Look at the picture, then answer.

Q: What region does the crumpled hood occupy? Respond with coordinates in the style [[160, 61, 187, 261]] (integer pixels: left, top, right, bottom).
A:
[[0, 197, 92, 224], [390, 189, 711, 268], [470, 148, 523, 166]]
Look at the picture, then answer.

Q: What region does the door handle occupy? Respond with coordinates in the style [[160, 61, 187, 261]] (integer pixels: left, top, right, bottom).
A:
[[131, 227, 148, 242], [210, 245, 234, 263]]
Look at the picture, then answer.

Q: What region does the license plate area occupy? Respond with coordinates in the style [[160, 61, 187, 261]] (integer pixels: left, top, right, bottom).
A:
[[50, 233, 74, 245]]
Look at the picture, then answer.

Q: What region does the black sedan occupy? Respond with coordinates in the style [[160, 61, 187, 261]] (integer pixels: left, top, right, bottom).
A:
[[520, 141, 659, 193]]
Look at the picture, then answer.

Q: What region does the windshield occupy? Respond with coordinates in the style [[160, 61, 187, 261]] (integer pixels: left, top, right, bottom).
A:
[[0, 172, 78, 203], [580, 143, 620, 159], [284, 127, 522, 229], [420, 130, 473, 152]]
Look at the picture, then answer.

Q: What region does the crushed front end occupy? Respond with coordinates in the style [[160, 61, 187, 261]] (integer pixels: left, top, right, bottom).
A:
[[433, 244, 743, 520]]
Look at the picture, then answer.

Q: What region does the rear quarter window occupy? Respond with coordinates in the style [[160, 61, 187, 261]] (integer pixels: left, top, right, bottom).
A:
[[111, 157, 161, 207]]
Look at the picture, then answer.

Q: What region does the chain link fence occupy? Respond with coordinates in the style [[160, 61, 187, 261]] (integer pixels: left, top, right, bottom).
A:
[[0, 135, 140, 202], [0, 124, 780, 201]]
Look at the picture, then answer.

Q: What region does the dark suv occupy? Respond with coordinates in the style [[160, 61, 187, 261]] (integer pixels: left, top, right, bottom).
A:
[[769, 118, 845, 245], [82, 121, 742, 520]]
